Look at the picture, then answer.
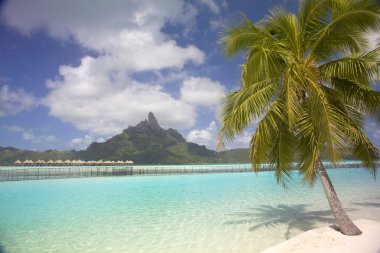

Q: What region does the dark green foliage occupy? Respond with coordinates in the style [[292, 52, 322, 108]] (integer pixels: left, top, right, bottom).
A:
[[0, 113, 249, 165]]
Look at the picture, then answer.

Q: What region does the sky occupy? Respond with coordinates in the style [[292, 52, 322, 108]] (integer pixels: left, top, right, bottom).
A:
[[0, 0, 379, 152]]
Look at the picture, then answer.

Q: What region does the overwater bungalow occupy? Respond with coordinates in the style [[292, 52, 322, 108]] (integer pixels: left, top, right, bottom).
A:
[[54, 160, 63, 165], [23, 160, 33, 165], [13, 159, 134, 167], [35, 160, 46, 165]]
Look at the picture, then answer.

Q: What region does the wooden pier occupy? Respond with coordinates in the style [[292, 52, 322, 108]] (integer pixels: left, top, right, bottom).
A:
[[0, 161, 370, 182]]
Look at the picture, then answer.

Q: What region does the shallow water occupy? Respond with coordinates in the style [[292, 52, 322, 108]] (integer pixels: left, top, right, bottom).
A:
[[0, 168, 379, 253]]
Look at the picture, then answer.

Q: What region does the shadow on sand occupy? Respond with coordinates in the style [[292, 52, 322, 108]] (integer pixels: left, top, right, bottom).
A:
[[225, 204, 339, 239], [0, 244, 6, 253], [351, 200, 380, 208]]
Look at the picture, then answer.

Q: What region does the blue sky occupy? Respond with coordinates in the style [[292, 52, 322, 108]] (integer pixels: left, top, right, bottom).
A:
[[0, 0, 379, 151]]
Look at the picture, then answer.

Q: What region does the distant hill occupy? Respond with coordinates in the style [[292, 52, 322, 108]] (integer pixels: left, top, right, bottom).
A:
[[0, 112, 250, 165]]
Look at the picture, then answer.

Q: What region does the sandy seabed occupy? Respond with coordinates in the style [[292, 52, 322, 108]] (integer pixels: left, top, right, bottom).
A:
[[261, 219, 380, 253]]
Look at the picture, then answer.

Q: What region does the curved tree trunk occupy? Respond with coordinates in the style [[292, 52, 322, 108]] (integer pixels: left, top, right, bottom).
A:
[[317, 160, 362, 236]]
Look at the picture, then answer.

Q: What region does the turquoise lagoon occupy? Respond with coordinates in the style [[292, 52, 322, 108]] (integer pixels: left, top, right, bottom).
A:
[[0, 168, 379, 253]]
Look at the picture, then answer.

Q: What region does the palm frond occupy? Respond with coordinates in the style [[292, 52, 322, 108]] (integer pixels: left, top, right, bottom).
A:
[[241, 44, 286, 86], [299, 0, 330, 50], [260, 8, 301, 57], [295, 112, 320, 184], [329, 78, 380, 121], [307, 0, 380, 63], [218, 79, 280, 143], [268, 125, 296, 186], [218, 0, 380, 186], [250, 100, 286, 168], [219, 14, 273, 58], [319, 48, 380, 85]]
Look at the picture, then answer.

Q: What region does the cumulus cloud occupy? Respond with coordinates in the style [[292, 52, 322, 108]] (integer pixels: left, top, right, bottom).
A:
[[0, 85, 37, 116], [22, 131, 55, 143], [0, 0, 205, 67], [180, 77, 225, 107], [186, 120, 250, 150], [199, 0, 220, 14], [2, 124, 56, 143], [1, 0, 197, 49], [1, 0, 212, 136], [44, 56, 197, 135], [69, 135, 105, 150], [187, 121, 218, 149], [223, 132, 252, 150]]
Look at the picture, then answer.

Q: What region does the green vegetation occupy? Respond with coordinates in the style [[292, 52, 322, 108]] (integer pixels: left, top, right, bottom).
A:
[[0, 113, 250, 165], [218, 0, 380, 236]]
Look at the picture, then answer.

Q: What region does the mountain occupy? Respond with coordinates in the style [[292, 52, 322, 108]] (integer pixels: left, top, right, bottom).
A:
[[80, 112, 218, 164], [0, 112, 250, 165], [0, 147, 79, 165]]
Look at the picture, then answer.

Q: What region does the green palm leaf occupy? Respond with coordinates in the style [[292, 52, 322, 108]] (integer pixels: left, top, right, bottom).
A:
[[218, 0, 380, 236]]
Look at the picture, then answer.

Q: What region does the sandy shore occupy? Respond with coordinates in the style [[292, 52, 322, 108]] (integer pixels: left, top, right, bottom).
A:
[[261, 219, 380, 253]]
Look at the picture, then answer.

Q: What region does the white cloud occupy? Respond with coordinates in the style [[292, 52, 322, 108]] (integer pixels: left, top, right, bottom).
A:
[[223, 132, 251, 150], [0, 85, 37, 116], [44, 56, 197, 135], [180, 77, 225, 107], [69, 135, 105, 150], [2, 0, 211, 136], [1, 0, 196, 46], [3, 124, 56, 143], [3, 124, 23, 132], [22, 131, 56, 143], [199, 0, 220, 13], [368, 32, 379, 49], [1, 0, 204, 65], [187, 121, 217, 149]]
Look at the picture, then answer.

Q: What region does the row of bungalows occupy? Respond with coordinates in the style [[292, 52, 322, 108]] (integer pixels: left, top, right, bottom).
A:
[[14, 160, 134, 166]]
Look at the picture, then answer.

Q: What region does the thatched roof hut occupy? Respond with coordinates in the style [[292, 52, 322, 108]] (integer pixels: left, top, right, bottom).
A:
[[14, 160, 22, 165], [55, 160, 63, 164], [35, 160, 46, 164], [23, 160, 33, 165]]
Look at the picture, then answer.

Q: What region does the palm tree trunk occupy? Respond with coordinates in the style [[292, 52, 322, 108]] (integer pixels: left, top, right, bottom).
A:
[[317, 160, 362, 236]]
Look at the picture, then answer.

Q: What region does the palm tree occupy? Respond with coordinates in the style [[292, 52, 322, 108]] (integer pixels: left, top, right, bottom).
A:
[[218, 0, 380, 236]]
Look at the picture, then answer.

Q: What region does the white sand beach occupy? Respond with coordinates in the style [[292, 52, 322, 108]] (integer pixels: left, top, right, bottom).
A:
[[261, 219, 380, 253]]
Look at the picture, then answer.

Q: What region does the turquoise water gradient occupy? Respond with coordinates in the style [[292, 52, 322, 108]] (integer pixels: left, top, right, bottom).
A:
[[0, 168, 379, 253]]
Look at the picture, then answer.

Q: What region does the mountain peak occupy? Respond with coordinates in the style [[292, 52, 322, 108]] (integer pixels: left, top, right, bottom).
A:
[[124, 112, 163, 135], [148, 112, 160, 131]]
